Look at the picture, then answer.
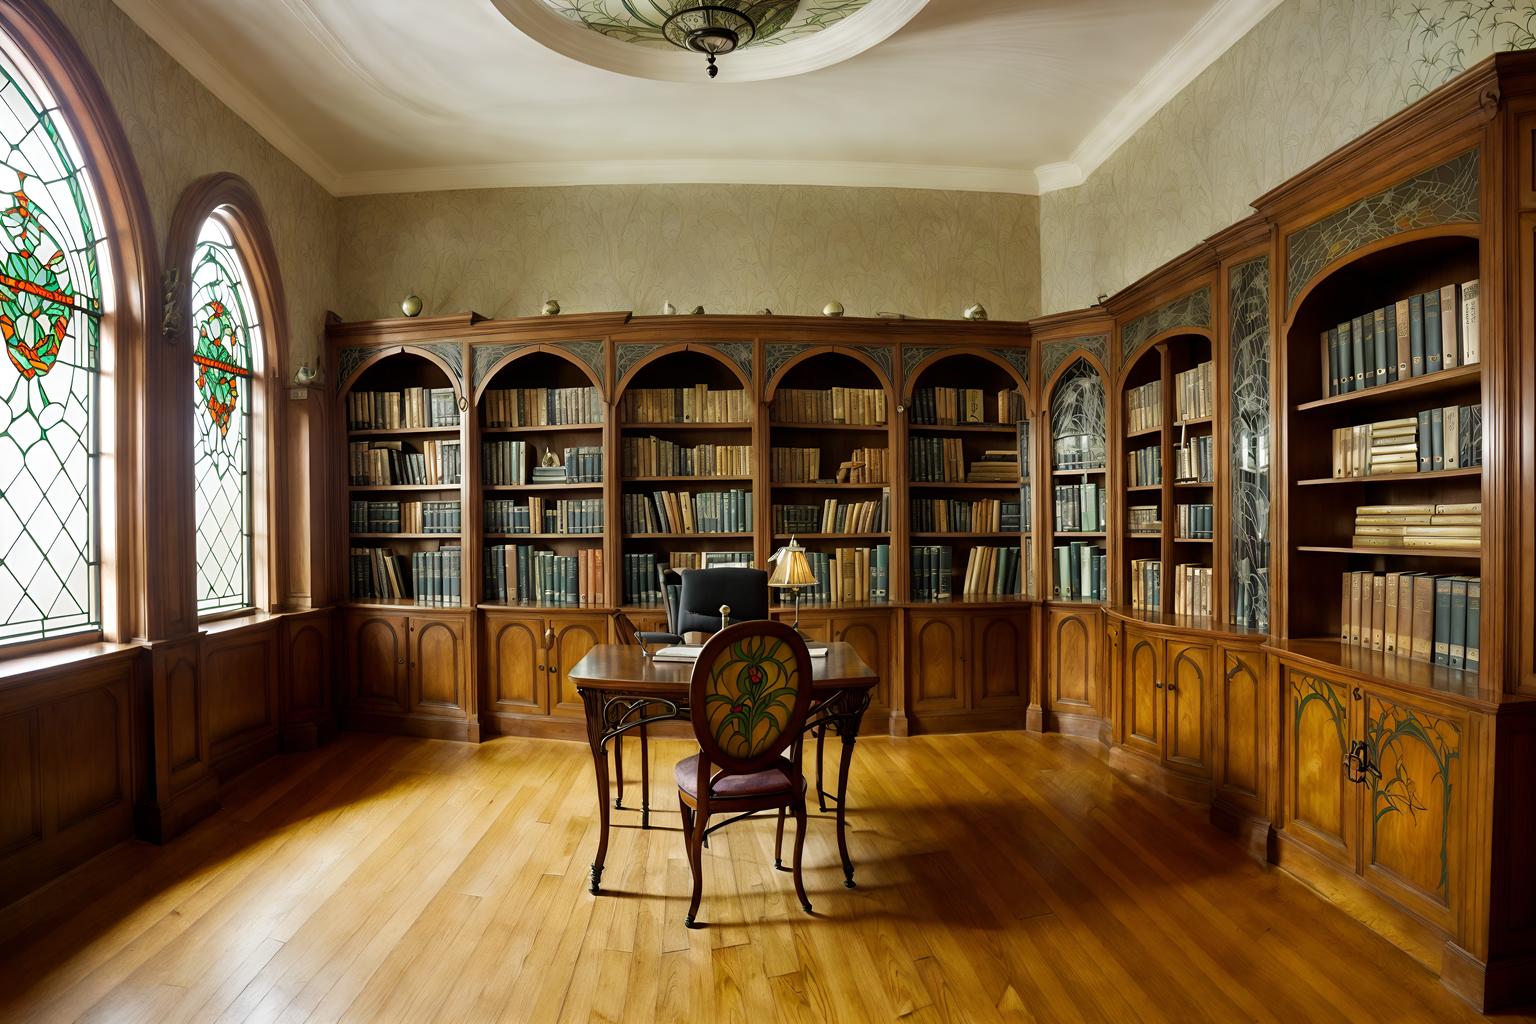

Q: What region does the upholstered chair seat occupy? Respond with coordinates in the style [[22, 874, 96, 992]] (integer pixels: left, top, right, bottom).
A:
[[674, 754, 804, 800]]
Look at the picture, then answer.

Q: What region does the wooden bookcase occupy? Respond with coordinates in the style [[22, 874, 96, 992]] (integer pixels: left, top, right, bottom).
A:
[[1045, 356, 1108, 604]]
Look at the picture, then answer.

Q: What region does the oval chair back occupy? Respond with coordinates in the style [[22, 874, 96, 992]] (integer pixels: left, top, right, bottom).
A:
[[688, 619, 814, 777]]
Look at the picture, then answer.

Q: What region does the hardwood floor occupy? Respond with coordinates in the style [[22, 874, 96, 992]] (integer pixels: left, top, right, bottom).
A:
[[0, 729, 1523, 1023]]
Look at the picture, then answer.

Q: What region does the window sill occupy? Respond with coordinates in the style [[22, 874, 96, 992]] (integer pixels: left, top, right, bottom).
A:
[[0, 640, 143, 688], [200, 609, 280, 636]]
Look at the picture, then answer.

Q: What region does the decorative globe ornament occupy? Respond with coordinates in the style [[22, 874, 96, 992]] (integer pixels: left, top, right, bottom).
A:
[[660, 1, 798, 78], [293, 364, 318, 385], [543, 298, 561, 315], [963, 302, 988, 321], [823, 301, 844, 317], [662, 301, 677, 315], [689, 305, 705, 315], [401, 294, 423, 318]]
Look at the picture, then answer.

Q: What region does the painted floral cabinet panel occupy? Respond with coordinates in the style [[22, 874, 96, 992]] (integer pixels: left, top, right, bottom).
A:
[[1282, 670, 1356, 869]]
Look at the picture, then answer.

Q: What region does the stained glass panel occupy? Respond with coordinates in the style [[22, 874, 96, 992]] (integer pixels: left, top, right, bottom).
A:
[[0, 34, 105, 645], [191, 216, 258, 615]]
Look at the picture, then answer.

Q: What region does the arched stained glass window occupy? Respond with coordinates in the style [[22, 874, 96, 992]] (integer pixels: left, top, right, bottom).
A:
[[191, 215, 258, 615], [0, 34, 106, 645]]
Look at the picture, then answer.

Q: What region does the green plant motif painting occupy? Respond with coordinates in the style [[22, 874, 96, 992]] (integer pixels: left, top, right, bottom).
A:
[[190, 217, 258, 616], [1396, 2, 1536, 101], [704, 634, 802, 759], [1291, 673, 1347, 753], [0, 49, 104, 645], [1366, 702, 1460, 896], [539, 0, 871, 49]]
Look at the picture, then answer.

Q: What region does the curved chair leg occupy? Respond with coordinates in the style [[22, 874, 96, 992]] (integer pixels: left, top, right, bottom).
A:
[[640, 724, 651, 829], [815, 726, 827, 813], [792, 795, 811, 914], [613, 734, 625, 809], [774, 806, 786, 870], [685, 807, 708, 929]]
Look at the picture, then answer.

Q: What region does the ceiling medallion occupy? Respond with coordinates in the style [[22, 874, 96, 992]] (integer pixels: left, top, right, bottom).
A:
[[662, 2, 796, 78]]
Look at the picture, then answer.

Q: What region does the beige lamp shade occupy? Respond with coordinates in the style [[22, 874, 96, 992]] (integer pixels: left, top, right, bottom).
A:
[[767, 537, 817, 589]]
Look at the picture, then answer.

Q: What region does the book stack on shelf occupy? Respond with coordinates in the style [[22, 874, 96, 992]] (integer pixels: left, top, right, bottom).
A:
[[483, 497, 603, 535], [1054, 542, 1107, 602], [961, 546, 1022, 596], [1176, 503, 1214, 540], [1127, 505, 1161, 535], [483, 385, 602, 427], [800, 546, 891, 603], [840, 448, 889, 483], [1174, 361, 1213, 421], [910, 497, 1018, 533], [1340, 571, 1480, 670], [909, 387, 1022, 425], [967, 449, 1020, 482], [908, 437, 965, 482], [349, 440, 462, 486], [772, 492, 890, 534], [1320, 279, 1479, 395], [1131, 558, 1161, 611], [1054, 480, 1105, 533], [621, 438, 750, 478], [623, 490, 754, 534], [1126, 379, 1163, 433], [771, 386, 887, 425], [347, 387, 460, 430], [1173, 435, 1214, 482], [1351, 502, 1480, 551], [1329, 405, 1482, 477], [771, 447, 822, 483], [348, 544, 462, 605], [909, 545, 953, 600], [620, 385, 751, 423], [1174, 564, 1213, 617], [484, 545, 603, 605], [1128, 445, 1162, 486], [350, 499, 461, 535]]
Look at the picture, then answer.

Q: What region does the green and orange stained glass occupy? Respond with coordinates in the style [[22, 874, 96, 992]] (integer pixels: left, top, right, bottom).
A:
[[0, 34, 107, 644], [191, 216, 258, 615]]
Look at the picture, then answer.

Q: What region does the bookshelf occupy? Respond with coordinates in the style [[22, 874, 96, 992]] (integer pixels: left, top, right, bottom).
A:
[[902, 352, 1029, 602], [476, 349, 607, 609], [1047, 356, 1108, 603]]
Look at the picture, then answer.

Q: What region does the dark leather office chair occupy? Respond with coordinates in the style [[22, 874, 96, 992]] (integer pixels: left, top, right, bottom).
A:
[[636, 567, 768, 646]]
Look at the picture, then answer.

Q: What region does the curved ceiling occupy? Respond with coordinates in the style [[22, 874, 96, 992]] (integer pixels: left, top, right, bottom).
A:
[[109, 0, 1283, 197]]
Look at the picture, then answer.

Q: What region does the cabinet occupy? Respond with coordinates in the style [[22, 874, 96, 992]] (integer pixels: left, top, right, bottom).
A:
[[1046, 605, 1101, 723], [343, 610, 471, 738], [482, 611, 607, 725], [1213, 645, 1268, 820], [906, 608, 1029, 725], [1113, 621, 1212, 778], [345, 612, 407, 713], [409, 617, 467, 714], [550, 616, 607, 719]]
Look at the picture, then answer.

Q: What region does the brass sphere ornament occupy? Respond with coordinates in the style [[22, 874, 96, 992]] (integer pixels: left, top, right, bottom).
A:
[[543, 298, 561, 315], [963, 302, 988, 322], [823, 301, 844, 317], [401, 294, 423, 318]]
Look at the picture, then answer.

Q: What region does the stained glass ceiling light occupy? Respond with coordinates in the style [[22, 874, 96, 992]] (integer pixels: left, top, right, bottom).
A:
[[661, 1, 799, 78]]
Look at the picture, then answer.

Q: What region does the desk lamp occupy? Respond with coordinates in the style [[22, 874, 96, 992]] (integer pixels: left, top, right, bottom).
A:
[[768, 536, 818, 636]]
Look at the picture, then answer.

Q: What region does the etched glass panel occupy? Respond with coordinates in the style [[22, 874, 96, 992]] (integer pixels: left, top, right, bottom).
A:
[[0, 35, 106, 644], [1049, 358, 1105, 471], [191, 216, 257, 615], [1229, 256, 1270, 631]]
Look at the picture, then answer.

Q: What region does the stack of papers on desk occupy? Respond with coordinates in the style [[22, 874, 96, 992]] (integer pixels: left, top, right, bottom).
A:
[[652, 643, 829, 662]]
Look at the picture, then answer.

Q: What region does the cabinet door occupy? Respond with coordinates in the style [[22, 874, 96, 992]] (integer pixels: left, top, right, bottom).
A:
[[1163, 640, 1210, 776], [781, 612, 832, 646], [1121, 629, 1162, 758], [907, 612, 967, 713], [970, 612, 1028, 708], [484, 615, 547, 714], [409, 617, 467, 715], [346, 613, 407, 713], [1047, 607, 1100, 716], [830, 613, 890, 710], [550, 616, 607, 719], [1214, 647, 1267, 815], [1360, 689, 1465, 931], [1281, 669, 1356, 869]]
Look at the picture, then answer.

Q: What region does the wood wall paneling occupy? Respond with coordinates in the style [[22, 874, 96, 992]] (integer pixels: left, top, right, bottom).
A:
[[203, 626, 280, 778], [280, 610, 335, 749]]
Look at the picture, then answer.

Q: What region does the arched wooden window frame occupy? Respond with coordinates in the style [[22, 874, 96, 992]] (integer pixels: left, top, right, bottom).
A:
[[0, 2, 157, 651], [166, 174, 289, 619]]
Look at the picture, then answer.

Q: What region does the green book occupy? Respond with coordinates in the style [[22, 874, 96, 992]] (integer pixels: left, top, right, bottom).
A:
[[1338, 320, 1354, 393], [1351, 315, 1369, 389], [1466, 578, 1481, 672], [1424, 288, 1443, 374], [1373, 307, 1389, 386], [1448, 576, 1469, 670], [1433, 576, 1453, 665], [1409, 294, 1425, 376]]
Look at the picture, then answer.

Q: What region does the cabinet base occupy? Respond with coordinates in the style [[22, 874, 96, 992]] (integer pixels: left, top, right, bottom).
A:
[[1440, 942, 1536, 1012], [907, 708, 1029, 735], [1208, 802, 1273, 863], [341, 709, 472, 742], [1105, 744, 1211, 805]]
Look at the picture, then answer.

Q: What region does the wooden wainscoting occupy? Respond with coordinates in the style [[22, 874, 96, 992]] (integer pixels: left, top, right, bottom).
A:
[[201, 617, 282, 780]]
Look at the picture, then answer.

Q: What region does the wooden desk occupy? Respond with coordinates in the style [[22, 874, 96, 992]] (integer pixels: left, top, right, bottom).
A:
[[568, 642, 878, 895]]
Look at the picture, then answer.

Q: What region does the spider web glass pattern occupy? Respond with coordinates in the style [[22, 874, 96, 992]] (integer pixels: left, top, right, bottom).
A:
[[1228, 257, 1270, 632], [191, 216, 257, 615], [1049, 358, 1105, 471], [0, 37, 106, 645]]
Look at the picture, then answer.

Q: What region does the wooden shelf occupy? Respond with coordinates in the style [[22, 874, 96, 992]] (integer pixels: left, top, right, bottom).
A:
[[773, 532, 890, 540], [627, 475, 752, 483], [625, 532, 755, 540], [1125, 424, 1163, 440], [1296, 466, 1482, 486], [344, 598, 466, 611], [348, 484, 460, 492], [1266, 638, 1496, 710], [1053, 531, 1107, 539], [1126, 532, 1162, 539], [479, 600, 611, 611], [906, 422, 1017, 434], [1173, 480, 1215, 488], [1173, 416, 1213, 428], [1295, 364, 1481, 412], [349, 426, 460, 437], [909, 531, 1022, 539], [1174, 536, 1215, 544], [622, 421, 751, 430], [1052, 467, 1106, 476], [908, 481, 1021, 490], [770, 481, 889, 489], [350, 533, 461, 540], [480, 423, 604, 434], [768, 421, 888, 432], [483, 482, 603, 491], [1127, 484, 1163, 493], [1296, 544, 1479, 559], [484, 533, 602, 540]]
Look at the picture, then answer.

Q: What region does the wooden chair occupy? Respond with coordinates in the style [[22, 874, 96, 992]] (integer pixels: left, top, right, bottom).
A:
[[676, 620, 815, 928]]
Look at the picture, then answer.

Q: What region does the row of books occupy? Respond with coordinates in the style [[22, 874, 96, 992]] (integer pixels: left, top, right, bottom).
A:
[[1174, 564, 1214, 618], [840, 447, 890, 484], [1330, 404, 1482, 478], [1130, 558, 1160, 611], [1126, 379, 1162, 434], [1128, 444, 1162, 487], [967, 449, 1020, 482], [619, 385, 750, 424], [622, 490, 754, 534], [482, 442, 602, 485], [771, 447, 822, 483], [909, 498, 1023, 534], [484, 545, 604, 606], [346, 387, 459, 431], [1054, 435, 1105, 472], [909, 387, 1022, 426], [1054, 542, 1107, 602], [1176, 503, 1214, 540], [771, 386, 887, 425], [1054, 482, 1106, 533], [482, 386, 602, 428], [798, 546, 891, 603], [908, 436, 965, 482], [663, 551, 753, 571], [349, 441, 462, 486], [620, 552, 756, 605], [959, 546, 1024, 597], [1127, 505, 1161, 535], [1321, 280, 1479, 396], [483, 497, 603, 535], [622, 437, 750, 478], [1174, 361, 1213, 422], [1173, 434, 1214, 483], [1340, 571, 1480, 670], [1352, 501, 1480, 550], [349, 544, 462, 605], [909, 545, 955, 600], [773, 493, 891, 535], [349, 499, 460, 535]]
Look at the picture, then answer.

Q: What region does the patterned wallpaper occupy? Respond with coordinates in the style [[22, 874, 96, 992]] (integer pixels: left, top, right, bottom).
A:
[[45, 0, 339, 372], [1039, 0, 1536, 312], [335, 184, 1041, 323]]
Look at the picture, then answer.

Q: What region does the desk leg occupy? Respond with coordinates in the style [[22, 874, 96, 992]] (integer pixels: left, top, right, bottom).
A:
[[834, 691, 872, 889], [581, 688, 611, 895]]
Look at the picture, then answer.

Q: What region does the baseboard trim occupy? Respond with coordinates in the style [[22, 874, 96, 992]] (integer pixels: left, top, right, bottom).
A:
[[1208, 802, 1273, 862]]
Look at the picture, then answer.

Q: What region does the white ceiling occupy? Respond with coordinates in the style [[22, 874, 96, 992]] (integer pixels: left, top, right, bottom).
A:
[[111, 0, 1283, 197]]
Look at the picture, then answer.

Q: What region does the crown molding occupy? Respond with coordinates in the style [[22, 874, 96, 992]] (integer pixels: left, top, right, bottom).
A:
[[110, 0, 343, 193], [1032, 0, 1284, 195], [332, 158, 1038, 198]]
